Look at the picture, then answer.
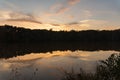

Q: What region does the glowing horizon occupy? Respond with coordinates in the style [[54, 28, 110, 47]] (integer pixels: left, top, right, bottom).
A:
[[0, 0, 120, 31]]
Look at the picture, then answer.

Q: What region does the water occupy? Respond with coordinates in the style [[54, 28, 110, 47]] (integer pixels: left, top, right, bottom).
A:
[[0, 43, 120, 80]]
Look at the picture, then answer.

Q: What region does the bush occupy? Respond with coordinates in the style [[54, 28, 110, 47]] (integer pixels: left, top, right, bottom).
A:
[[62, 53, 120, 80]]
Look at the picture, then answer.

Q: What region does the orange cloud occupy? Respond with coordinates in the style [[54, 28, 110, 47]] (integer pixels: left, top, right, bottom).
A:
[[38, 0, 80, 23], [56, 0, 80, 14], [51, 24, 60, 26], [68, 0, 80, 5], [49, 0, 80, 15], [7, 19, 42, 24], [56, 7, 69, 14], [0, 10, 42, 24]]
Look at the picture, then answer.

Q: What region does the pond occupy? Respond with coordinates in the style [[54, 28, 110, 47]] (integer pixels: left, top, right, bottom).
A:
[[0, 49, 119, 80]]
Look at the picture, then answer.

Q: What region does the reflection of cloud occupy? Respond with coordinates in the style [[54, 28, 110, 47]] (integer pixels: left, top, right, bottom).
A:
[[78, 53, 90, 57], [8, 57, 43, 63], [67, 56, 80, 59], [6, 51, 74, 63], [80, 58, 89, 61], [5, 50, 118, 63], [0, 63, 10, 71]]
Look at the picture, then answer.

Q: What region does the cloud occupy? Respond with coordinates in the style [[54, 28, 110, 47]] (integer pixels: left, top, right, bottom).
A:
[[7, 19, 42, 24], [80, 20, 90, 23], [67, 22, 79, 25], [50, 0, 80, 14], [80, 19, 107, 25], [0, 10, 42, 24], [83, 10, 92, 18], [63, 19, 108, 31], [3, 0, 19, 10], [0, 10, 13, 20], [56, 7, 70, 14], [51, 4, 69, 14], [67, 15, 74, 19], [39, 0, 80, 23], [51, 24, 60, 26], [68, 0, 80, 5], [79, 19, 109, 30], [57, 0, 80, 13]]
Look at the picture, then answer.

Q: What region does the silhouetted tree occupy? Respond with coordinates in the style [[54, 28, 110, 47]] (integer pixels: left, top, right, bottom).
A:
[[0, 25, 120, 43]]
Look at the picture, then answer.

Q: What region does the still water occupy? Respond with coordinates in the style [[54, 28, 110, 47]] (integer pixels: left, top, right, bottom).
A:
[[0, 50, 119, 80]]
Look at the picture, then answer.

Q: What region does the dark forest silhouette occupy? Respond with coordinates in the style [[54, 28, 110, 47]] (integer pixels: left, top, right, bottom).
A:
[[1, 25, 120, 58], [0, 25, 120, 43]]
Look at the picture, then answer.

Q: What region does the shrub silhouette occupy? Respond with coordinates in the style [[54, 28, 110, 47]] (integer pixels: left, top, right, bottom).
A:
[[62, 53, 120, 80], [96, 54, 120, 80]]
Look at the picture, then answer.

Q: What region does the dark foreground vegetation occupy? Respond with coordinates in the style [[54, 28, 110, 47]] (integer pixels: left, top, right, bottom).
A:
[[1, 25, 120, 42], [62, 53, 120, 80]]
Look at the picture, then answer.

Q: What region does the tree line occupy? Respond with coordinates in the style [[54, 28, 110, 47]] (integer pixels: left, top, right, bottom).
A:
[[0, 25, 120, 43]]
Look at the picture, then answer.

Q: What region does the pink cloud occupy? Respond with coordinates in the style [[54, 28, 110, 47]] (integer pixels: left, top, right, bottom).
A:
[[56, 7, 70, 14], [68, 0, 80, 5], [49, 0, 80, 15]]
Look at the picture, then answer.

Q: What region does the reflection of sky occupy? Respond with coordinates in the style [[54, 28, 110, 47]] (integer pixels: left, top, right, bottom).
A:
[[0, 0, 120, 30], [0, 50, 119, 80]]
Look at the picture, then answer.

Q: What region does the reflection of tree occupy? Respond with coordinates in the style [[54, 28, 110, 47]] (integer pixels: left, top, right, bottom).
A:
[[0, 43, 120, 59], [62, 53, 120, 80]]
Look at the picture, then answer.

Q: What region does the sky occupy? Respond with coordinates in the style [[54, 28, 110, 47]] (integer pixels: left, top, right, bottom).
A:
[[0, 0, 120, 31]]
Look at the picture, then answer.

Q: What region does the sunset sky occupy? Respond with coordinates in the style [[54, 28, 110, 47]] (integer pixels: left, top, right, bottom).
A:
[[0, 0, 120, 31]]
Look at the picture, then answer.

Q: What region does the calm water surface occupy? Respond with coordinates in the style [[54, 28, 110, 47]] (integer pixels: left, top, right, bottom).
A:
[[0, 50, 119, 80]]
